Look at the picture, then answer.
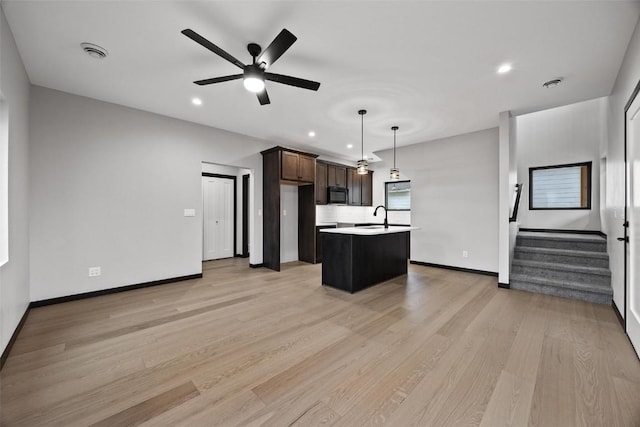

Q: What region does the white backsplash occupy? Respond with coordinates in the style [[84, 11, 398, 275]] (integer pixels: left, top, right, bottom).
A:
[[316, 205, 411, 225]]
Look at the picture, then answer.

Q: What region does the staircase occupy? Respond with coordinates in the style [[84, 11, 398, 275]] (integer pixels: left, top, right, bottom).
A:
[[511, 231, 613, 304]]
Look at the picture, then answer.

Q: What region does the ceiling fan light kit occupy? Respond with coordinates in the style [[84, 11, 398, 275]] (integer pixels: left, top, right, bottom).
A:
[[181, 28, 320, 105], [243, 64, 265, 93]]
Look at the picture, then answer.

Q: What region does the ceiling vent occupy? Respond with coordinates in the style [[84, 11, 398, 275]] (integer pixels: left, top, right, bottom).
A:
[[81, 42, 108, 59], [543, 78, 562, 89]]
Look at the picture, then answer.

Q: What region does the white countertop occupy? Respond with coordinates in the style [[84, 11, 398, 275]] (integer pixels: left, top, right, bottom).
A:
[[319, 226, 417, 235]]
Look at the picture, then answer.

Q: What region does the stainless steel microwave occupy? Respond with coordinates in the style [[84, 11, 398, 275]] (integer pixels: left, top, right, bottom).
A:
[[328, 186, 348, 204]]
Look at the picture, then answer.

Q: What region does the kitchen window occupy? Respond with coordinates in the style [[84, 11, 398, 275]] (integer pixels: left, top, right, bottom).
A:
[[529, 161, 591, 210], [385, 180, 410, 211]]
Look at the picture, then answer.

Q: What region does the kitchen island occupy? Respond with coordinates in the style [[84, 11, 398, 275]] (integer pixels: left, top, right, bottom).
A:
[[319, 226, 416, 293]]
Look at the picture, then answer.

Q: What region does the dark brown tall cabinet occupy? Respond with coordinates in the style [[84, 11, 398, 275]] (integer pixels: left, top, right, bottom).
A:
[[262, 147, 318, 271]]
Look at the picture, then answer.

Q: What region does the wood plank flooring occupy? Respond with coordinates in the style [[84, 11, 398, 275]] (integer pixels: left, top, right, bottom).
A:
[[1, 258, 638, 426]]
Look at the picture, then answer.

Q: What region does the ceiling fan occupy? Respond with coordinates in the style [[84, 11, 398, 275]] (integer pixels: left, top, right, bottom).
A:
[[181, 28, 320, 105]]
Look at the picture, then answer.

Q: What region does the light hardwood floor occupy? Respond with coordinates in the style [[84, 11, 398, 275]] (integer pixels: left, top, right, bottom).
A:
[[1, 258, 639, 426]]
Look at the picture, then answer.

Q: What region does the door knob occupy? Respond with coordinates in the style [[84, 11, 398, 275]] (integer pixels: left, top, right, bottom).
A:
[[618, 236, 629, 242]]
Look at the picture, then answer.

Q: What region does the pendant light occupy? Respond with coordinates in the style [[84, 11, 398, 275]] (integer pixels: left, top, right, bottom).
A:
[[390, 125, 400, 180], [356, 109, 368, 175]]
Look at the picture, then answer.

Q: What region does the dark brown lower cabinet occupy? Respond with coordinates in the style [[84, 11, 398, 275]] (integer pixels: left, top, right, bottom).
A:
[[315, 225, 337, 263]]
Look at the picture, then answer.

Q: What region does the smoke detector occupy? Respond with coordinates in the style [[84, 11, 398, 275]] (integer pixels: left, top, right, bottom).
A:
[[543, 78, 562, 89], [81, 43, 108, 59]]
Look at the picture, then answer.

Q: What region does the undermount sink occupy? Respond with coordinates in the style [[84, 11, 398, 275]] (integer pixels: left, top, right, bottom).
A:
[[358, 225, 385, 229]]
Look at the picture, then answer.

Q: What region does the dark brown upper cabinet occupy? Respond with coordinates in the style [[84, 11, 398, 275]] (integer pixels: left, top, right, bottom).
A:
[[361, 171, 372, 206], [316, 162, 328, 205], [282, 151, 315, 183], [327, 164, 347, 188], [316, 161, 351, 205], [347, 168, 361, 206], [348, 169, 373, 206]]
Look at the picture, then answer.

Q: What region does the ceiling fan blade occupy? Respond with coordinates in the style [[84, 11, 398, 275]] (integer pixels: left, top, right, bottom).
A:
[[181, 29, 245, 69], [257, 89, 270, 105], [194, 74, 243, 85], [265, 72, 320, 91], [257, 29, 297, 69]]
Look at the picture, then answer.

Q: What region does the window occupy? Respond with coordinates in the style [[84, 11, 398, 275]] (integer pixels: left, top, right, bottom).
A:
[[385, 180, 410, 211], [529, 162, 591, 210]]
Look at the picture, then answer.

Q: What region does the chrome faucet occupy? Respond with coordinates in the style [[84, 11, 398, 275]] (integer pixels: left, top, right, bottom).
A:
[[374, 205, 388, 229]]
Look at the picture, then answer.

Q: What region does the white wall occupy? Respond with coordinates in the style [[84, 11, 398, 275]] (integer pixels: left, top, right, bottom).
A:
[[29, 86, 272, 301], [0, 6, 31, 355], [605, 18, 640, 314], [280, 185, 298, 263], [498, 111, 511, 284], [378, 128, 499, 273], [516, 97, 606, 230], [508, 116, 519, 275]]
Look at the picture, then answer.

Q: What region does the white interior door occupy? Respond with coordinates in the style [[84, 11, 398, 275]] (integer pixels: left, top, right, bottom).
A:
[[203, 176, 234, 261], [626, 92, 640, 355]]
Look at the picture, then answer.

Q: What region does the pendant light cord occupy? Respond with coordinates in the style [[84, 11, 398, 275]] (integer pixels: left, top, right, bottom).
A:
[[361, 113, 364, 161], [393, 128, 396, 168], [358, 109, 367, 162]]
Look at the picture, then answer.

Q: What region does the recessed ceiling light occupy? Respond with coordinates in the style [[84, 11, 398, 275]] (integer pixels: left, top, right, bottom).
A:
[[191, 98, 202, 106], [308, 131, 316, 137], [543, 78, 563, 89], [497, 63, 512, 74], [347, 144, 353, 149]]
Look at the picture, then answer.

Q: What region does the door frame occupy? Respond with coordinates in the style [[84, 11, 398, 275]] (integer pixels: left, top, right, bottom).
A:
[[202, 173, 237, 257], [242, 174, 250, 258], [624, 79, 640, 336]]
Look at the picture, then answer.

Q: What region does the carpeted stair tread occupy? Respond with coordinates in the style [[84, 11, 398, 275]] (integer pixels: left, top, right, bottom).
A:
[[517, 232, 606, 242], [510, 273, 613, 295], [513, 246, 609, 260], [511, 259, 611, 276]]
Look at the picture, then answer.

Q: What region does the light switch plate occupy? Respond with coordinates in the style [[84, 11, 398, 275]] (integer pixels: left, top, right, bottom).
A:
[[184, 209, 196, 217]]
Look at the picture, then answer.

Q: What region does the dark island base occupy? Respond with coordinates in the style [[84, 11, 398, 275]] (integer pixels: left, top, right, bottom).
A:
[[321, 231, 409, 293]]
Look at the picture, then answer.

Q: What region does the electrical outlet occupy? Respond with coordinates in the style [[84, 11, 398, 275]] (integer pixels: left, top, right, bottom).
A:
[[89, 266, 101, 277], [462, 251, 469, 258]]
